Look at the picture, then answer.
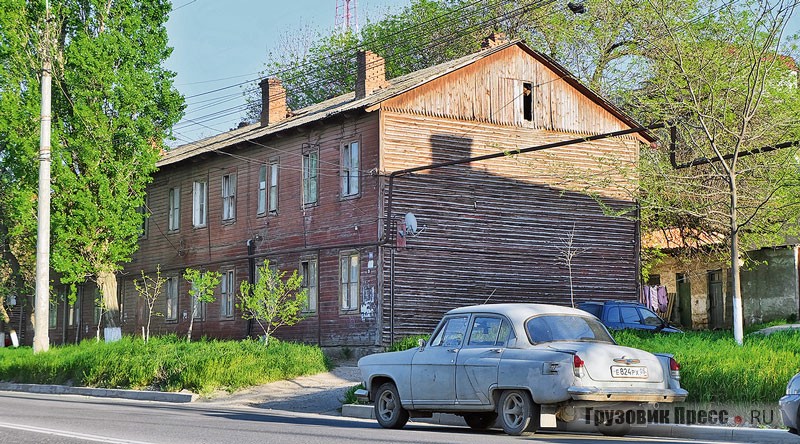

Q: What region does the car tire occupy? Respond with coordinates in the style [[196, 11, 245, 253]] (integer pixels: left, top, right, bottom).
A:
[[498, 390, 539, 436], [464, 412, 498, 430], [374, 382, 409, 429], [597, 422, 631, 437]]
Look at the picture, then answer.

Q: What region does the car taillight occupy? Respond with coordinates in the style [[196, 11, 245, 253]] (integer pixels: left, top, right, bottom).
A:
[[669, 357, 681, 380], [573, 354, 585, 378]]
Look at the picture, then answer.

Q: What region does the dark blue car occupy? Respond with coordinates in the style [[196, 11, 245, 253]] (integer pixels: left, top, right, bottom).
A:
[[577, 301, 682, 333]]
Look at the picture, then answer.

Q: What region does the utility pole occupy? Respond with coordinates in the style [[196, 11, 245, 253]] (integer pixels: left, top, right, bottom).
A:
[[33, 0, 52, 353]]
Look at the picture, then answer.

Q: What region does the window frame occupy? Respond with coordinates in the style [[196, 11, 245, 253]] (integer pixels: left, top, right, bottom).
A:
[[192, 180, 208, 228], [168, 186, 180, 232], [339, 251, 360, 312], [257, 164, 267, 216], [268, 159, 279, 214], [302, 144, 319, 206], [221, 173, 237, 221], [300, 258, 318, 314], [165, 276, 178, 322], [220, 269, 235, 319], [340, 139, 360, 198]]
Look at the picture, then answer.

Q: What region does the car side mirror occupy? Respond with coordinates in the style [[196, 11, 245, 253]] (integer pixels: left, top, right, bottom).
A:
[[417, 338, 427, 350]]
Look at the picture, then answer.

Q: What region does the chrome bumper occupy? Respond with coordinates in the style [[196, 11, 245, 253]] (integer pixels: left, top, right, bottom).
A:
[[568, 386, 688, 403]]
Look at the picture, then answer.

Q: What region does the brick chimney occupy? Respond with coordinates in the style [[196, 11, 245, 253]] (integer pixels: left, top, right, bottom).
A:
[[259, 78, 289, 126], [356, 50, 388, 100], [481, 31, 509, 49]]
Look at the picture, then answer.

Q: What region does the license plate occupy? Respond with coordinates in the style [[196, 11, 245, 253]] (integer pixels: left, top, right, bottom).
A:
[[611, 365, 648, 378]]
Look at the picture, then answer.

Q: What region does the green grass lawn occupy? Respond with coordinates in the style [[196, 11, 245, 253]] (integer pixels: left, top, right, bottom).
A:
[[0, 335, 330, 395], [615, 328, 800, 404]]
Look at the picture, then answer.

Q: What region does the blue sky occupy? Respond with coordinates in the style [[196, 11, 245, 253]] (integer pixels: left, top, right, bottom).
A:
[[165, 0, 411, 145], [165, 0, 800, 147]]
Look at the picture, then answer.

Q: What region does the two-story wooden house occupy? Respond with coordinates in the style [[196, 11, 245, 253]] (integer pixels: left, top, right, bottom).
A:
[[41, 38, 653, 350]]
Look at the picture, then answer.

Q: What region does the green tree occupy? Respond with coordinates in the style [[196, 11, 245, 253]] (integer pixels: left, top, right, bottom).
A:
[[635, 0, 800, 344], [237, 260, 307, 345], [0, 0, 184, 333], [183, 268, 221, 342]]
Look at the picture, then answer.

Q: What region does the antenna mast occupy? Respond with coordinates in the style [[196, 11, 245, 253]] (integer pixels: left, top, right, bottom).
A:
[[335, 0, 358, 32]]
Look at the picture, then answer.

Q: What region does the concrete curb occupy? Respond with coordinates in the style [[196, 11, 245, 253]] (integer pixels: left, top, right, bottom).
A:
[[341, 404, 800, 443], [0, 383, 197, 403]]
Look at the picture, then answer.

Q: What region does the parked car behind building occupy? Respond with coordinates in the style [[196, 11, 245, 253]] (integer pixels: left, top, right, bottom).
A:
[[578, 301, 682, 333]]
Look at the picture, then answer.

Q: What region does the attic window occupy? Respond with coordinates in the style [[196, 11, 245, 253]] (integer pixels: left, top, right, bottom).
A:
[[522, 82, 533, 122]]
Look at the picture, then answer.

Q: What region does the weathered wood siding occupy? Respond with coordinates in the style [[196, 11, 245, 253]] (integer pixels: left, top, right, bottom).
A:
[[382, 45, 638, 140], [124, 113, 383, 346], [379, 109, 641, 342]]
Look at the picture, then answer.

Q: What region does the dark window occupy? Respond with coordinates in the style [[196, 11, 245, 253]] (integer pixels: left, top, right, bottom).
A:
[[522, 82, 533, 121], [620, 307, 641, 324]]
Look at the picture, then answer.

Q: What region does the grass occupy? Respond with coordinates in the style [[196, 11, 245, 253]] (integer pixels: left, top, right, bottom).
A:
[[388, 329, 800, 404], [615, 329, 800, 404], [0, 335, 330, 395]]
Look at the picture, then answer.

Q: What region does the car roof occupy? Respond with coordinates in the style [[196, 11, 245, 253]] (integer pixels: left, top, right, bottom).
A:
[[446, 303, 594, 325]]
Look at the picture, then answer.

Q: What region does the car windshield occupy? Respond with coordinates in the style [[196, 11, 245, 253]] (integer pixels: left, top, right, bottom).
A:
[[526, 315, 615, 344]]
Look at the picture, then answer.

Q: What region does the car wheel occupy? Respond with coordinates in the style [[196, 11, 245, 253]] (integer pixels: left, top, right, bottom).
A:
[[374, 382, 409, 429], [597, 422, 631, 437], [498, 390, 539, 436], [464, 412, 498, 430]]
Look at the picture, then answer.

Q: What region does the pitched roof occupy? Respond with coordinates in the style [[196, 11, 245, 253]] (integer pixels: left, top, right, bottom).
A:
[[160, 41, 651, 168]]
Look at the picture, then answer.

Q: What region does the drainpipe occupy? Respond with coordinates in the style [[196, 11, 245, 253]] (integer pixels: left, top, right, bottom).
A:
[[246, 238, 256, 338]]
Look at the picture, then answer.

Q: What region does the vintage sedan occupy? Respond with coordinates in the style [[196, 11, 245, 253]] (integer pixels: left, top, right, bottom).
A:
[[779, 372, 800, 434], [356, 303, 687, 436]]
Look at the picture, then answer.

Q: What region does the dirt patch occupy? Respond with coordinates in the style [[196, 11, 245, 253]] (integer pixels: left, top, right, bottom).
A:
[[197, 366, 362, 415]]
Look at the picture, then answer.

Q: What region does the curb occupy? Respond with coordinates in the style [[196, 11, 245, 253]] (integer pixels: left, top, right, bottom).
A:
[[0, 383, 197, 403], [341, 404, 800, 443]]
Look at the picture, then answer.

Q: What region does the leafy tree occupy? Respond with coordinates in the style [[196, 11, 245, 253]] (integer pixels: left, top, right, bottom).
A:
[[0, 0, 184, 335], [183, 268, 221, 342], [237, 260, 307, 345], [133, 265, 166, 343], [634, 0, 800, 344]]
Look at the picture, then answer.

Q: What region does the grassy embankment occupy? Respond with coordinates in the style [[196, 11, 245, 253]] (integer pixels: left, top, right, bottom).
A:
[[0, 335, 329, 395]]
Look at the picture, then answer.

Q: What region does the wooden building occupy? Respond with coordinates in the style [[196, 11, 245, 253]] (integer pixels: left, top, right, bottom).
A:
[[40, 40, 654, 351]]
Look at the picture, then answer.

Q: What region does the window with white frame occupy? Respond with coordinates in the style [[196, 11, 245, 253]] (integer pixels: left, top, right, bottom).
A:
[[340, 252, 359, 311], [68, 287, 81, 327], [302, 145, 319, 206], [93, 287, 102, 325], [268, 160, 279, 213], [341, 141, 359, 197], [222, 174, 236, 221], [192, 181, 207, 227], [165, 276, 178, 321], [300, 258, 318, 313], [220, 269, 235, 318], [257, 164, 267, 215], [49, 299, 58, 328], [190, 281, 203, 320], [168, 187, 180, 231]]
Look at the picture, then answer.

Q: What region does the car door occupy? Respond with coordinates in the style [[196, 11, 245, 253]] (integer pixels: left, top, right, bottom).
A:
[[455, 315, 512, 405], [410, 314, 469, 407]]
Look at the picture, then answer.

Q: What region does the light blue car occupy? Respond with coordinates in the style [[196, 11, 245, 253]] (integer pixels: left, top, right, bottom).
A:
[[780, 373, 800, 434], [357, 303, 688, 437]]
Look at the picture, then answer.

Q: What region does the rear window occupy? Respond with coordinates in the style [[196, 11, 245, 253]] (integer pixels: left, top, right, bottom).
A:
[[526, 315, 614, 344], [579, 303, 602, 318]]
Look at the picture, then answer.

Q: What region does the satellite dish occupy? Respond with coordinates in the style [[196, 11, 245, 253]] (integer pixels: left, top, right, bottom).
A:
[[404, 212, 418, 235]]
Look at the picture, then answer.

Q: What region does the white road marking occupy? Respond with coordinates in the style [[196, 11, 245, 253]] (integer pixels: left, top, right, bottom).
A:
[[0, 421, 157, 444]]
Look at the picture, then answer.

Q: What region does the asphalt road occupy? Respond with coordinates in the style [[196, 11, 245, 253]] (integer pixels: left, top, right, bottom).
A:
[[0, 391, 741, 444]]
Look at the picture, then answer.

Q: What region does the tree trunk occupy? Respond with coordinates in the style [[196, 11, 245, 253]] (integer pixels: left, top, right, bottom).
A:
[[730, 175, 744, 345], [97, 269, 119, 328]]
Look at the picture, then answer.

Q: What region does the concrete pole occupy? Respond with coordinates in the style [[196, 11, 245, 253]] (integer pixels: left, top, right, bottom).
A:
[[33, 1, 52, 353]]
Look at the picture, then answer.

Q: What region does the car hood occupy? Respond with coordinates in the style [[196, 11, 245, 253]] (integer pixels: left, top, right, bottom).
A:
[[546, 342, 665, 383]]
